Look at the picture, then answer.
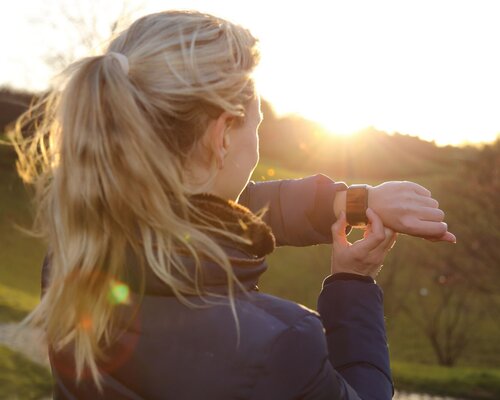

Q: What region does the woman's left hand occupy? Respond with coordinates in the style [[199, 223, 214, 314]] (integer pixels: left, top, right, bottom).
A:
[[331, 208, 397, 279]]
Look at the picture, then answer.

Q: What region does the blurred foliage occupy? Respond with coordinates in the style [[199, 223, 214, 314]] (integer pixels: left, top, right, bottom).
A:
[[0, 89, 36, 137], [259, 100, 474, 181]]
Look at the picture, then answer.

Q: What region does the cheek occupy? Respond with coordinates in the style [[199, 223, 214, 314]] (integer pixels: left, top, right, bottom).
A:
[[251, 133, 259, 164]]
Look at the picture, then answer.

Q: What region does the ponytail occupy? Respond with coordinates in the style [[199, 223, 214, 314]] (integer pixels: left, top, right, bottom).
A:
[[12, 10, 259, 388]]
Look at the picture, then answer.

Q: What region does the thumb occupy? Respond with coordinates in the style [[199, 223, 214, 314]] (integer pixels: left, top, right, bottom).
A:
[[332, 211, 349, 247]]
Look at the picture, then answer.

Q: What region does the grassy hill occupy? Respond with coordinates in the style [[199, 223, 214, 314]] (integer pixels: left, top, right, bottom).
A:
[[1, 104, 499, 397], [253, 160, 500, 369], [0, 345, 52, 399], [0, 142, 45, 300]]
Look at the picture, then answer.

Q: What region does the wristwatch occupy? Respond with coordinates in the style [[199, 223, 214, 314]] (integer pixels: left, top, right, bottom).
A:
[[346, 184, 369, 226]]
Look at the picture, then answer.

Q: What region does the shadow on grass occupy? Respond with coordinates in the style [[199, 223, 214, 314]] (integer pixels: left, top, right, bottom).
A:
[[0, 345, 52, 399], [0, 305, 27, 323]]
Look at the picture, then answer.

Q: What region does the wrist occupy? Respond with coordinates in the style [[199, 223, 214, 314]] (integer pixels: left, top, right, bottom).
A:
[[324, 273, 375, 286], [333, 190, 346, 219]]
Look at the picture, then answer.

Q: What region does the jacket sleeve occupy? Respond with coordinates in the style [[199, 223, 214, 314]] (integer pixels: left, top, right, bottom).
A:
[[317, 278, 394, 399], [238, 174, 348, 247], [251, 279, 393, 400]]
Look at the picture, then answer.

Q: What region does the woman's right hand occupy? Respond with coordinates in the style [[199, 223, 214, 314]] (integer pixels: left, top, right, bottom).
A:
[[331, 208, 397, 279]]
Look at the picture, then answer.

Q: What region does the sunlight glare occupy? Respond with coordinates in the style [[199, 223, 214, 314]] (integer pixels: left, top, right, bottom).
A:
[[3, 0, 499, 146]]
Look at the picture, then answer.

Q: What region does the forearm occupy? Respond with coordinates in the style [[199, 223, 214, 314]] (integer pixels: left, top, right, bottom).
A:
[[239, 175, 348, 246], [317, 278, 393, 398]]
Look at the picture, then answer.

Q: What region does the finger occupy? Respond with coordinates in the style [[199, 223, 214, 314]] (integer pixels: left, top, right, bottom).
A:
[[332, 211, 349, 247], [409, 182, 432, 197], [376, 227, 396, 252], [380, 227, 394, 247], [424, 231, 457, 243], [418, 207, 445, 222], [383, 229, 397, 251], [442, 231, 457, 243], [363, 223, 373, 239], [416, 196, 439, 209], [355, 208, 386, 252], [366, 208, 384, 234], [408, 219, 449, 238]]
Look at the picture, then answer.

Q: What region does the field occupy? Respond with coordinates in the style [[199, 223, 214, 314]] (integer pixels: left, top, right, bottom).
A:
[[1, 140, 499, 398], [0, 345, 52, 399]]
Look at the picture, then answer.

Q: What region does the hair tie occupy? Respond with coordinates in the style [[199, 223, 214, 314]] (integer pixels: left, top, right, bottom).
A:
[[108, 52, 129, 75]]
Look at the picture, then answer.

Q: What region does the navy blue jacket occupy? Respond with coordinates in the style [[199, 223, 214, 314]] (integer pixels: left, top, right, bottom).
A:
[[43, 175, 393, 399]]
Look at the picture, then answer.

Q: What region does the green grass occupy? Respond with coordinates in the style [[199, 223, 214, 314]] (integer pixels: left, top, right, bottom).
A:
[[0, 283, 38, 323], [260, 245, 331, 308], [392, 362, 500, 399], [0, 144, 45, 323], [1, 147, 499, 398], [386, 307, 500, 368], [0, 345, 52, 399]]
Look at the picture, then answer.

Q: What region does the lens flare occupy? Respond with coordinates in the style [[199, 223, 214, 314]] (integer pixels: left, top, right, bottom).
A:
[[109, 281, 130, 305], [80, 315, 93, 331]]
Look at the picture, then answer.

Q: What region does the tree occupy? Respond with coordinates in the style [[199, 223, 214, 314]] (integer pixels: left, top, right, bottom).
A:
[[379, 140, 500, 366], [403, 258, 483, 366], [30, 0, 142, 77]]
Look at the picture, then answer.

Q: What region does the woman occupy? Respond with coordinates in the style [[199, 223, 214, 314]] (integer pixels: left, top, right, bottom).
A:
[[14, 10, 453, 399]]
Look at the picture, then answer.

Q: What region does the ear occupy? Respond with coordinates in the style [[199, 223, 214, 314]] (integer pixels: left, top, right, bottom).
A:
[[223, 132, 231, 149], [205, 112, 233, 168]]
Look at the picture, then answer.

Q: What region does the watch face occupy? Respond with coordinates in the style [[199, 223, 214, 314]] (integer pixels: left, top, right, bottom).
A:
[[346, 186, 368, 226]]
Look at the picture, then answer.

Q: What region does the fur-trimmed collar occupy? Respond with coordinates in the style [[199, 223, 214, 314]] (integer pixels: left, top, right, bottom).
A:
[[124, 193, 275, 297], [189, 193, 275, 258]]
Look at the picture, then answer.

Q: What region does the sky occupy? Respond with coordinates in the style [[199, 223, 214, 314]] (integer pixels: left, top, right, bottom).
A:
[[1, 0, 500, 146]]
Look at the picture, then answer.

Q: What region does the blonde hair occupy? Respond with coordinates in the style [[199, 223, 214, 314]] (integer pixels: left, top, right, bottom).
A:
[[11, 10, 259, 387]]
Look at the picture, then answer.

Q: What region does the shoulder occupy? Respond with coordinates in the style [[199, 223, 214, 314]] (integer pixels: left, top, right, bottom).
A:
[[235, 292, 325, 351], [241, 291, 320, 327]]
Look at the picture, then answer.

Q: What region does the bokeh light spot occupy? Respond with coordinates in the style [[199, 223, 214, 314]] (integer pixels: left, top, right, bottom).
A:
[[80, 315, 92, 331], [109, 280, 130, 305], [267, 168, 275, 177]]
